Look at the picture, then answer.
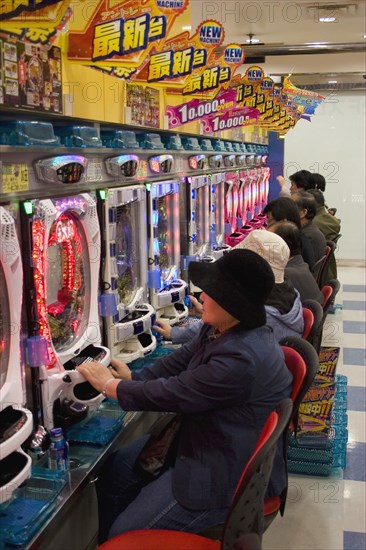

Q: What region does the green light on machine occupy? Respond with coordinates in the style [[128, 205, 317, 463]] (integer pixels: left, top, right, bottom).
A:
[[146, 183, 151, 191], [98, 189, 107, 200], [23, 201, 34, 215]]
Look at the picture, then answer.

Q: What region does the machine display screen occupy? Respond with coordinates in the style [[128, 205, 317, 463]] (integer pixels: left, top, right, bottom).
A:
[[195, 186, 203, 250], [46, 212, 91, 352], [155, 195, 172, 276], [0, 264, 10, 389], [56, 162, 84, 184], [115, 202, 140, 306]]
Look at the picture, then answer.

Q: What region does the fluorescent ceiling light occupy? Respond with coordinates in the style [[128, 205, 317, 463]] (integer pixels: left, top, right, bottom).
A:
[[319, 16, 336, 22], [182, 25, 191, 31], [328, 80, 337, 84], [246, 38, 260, 43]]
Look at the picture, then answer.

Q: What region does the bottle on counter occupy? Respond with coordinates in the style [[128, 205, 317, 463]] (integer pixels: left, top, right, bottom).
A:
[[48, 427, 70, 471]]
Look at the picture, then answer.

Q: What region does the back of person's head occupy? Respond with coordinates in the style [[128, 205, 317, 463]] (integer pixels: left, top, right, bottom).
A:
[[312, 173, 326, 192], [263, 197, 301, 229], [289, 169, 315, 191], [188, 248, 274, 329], [292, 190, 317, 220], [307, 188, 325, 207], [240, 229, 290, 283], [269, 221, 302, 257]]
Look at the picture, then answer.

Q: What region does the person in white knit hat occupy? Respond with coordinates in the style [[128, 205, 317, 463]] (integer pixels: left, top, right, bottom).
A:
[[236, 229, 304, 341]]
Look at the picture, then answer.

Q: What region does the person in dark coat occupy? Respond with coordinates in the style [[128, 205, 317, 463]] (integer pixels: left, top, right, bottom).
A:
[[77, 250, 293, 543], [291, 190, 327, 264], [263, 197, 315, 268], [268, 220, 324, 304], [307, 189, 341, 280]]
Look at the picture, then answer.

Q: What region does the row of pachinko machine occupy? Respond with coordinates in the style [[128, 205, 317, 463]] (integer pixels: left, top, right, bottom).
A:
[[0, 120, 269, 511]]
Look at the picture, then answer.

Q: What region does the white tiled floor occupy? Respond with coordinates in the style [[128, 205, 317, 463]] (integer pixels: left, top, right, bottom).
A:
[[263, 264, 366, 550]]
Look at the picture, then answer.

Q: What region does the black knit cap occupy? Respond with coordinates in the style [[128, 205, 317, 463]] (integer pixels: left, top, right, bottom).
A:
[[188, 249, 275, 329]]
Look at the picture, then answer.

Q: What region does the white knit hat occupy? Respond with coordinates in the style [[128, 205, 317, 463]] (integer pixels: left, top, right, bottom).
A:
[[239, 230, 290, 283]]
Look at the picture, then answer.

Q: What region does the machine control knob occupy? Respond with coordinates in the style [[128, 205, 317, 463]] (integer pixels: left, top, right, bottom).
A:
[[62, 375, 72, 383]]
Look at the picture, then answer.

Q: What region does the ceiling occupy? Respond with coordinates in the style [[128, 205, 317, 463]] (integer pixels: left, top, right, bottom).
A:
[[190, 0, 366, 86]]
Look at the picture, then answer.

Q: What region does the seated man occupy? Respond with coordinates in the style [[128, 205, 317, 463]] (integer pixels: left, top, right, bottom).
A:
[[307, 188, 341, 280], [268, 220, 324, 304], [291, 190, 327, 265]]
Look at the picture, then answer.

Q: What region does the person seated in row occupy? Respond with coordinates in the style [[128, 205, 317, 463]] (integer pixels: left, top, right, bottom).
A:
[[77, 250, 293, 543], [263, 196, 315, 268], [277, 169, 316, 197], [307, 188, 341, 280], [291, 190, 327, 265], [155, 230, 304, 345], [268, 220, 324, 305]]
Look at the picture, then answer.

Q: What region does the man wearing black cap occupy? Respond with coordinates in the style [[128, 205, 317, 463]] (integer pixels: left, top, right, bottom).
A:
[[78, 250, 293, 543]]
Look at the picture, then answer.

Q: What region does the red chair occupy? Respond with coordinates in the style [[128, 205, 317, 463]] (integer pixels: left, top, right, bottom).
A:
[[97, 399, 293, 550], [263, 336, 319, 529], [318, 241, 337, 289], [321, 279, 340, 312], [302, 307, 314, 340], [302, 299, 324, 353]]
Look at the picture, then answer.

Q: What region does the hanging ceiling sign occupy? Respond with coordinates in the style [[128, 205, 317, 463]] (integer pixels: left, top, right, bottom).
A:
[[0, 0, 71, 43], [200, 106, 260, 134], [130, 20, 226, 86], [180, 41, 244, 96], [0, 0, 66, 21], [283, 75, 325, 116], [67, 0, 188, 67], [165, 87, 237, 129]]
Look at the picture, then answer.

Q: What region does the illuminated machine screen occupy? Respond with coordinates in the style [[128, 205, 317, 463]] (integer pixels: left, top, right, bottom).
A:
[[0, 264, 10, 389], [115, 202, 140, 307], [155, 195, 172, 277], [45, 212, 91, 353]]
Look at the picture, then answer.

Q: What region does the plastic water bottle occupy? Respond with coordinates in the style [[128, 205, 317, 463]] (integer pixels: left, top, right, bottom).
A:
[[48, 427, 69, 471]]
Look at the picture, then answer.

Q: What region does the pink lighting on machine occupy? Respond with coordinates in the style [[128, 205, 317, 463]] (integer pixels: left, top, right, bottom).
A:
[[32, 212, 85, 370], [32, 219, 57, 369]]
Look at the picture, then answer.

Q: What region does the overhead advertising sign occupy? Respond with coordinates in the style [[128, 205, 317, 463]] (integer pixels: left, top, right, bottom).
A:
[[165, 87, 237, 129], [0, 0, 71, 44], [67, 0, 188, 67], [200, 106, 260, 134]]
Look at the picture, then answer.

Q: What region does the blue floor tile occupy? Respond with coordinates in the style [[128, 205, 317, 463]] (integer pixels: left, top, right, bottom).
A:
[[347, 386, 366, 411], [343, 284, 366, 293], [343, 348, 366, 366], [344, 531, 366, 550], [344, 321, 366, 334], [343, 300, 366, 311], [344, 442, 366, 482]]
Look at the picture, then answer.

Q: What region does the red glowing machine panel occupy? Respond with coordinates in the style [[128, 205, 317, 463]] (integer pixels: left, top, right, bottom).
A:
[[23, 193, 110, 429]]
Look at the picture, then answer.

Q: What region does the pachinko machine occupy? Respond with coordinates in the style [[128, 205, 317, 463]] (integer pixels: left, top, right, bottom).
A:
[[0, 206, 33, 503], [147, 180, 188, 324], [99, 185, 156, 363], [21, 193, 110, 430]]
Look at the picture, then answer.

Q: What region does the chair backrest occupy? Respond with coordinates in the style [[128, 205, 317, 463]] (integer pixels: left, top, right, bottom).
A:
[[279, 336, 320, 426], [222, 399, 293, 547], [310, 254, 326, 282], [301, 299, 324, 352], [302, 307, 314, 340], [276, 337, 319, 516], [321, 279, 341, 312], [318, 240, 337, 288]]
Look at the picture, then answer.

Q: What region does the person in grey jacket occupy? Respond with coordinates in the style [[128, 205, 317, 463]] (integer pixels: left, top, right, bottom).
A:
[[238, 230, 304, 342], [77, 250, 292, 543]]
